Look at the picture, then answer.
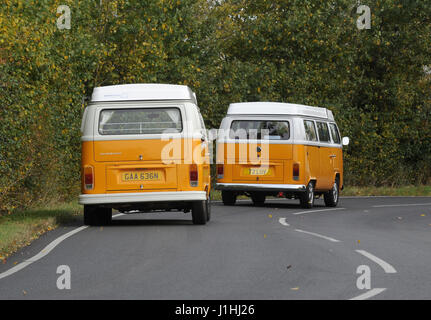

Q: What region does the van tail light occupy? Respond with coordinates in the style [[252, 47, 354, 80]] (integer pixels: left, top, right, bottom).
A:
[[217, 164, 224, 179], [190, 164, 198, 187], [84, 166, 94, 190], [293, 163, 300, 181]]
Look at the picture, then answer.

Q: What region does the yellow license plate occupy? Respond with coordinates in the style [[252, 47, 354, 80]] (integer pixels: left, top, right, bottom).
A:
[[245, 168, 271, 176], [122, 171, 162, 182]]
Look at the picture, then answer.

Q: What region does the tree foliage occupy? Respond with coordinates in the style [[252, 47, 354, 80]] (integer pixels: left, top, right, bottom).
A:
[[0, 0, 430, 211]]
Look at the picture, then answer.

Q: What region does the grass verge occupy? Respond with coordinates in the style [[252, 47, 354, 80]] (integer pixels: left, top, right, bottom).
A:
[[342, 185, 431, 196], [211, 185, 431, 201], [0, 202, 82, 263]]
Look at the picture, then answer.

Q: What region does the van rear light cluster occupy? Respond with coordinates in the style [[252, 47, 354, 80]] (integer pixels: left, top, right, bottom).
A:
[[84, 166, 94, 190], [293, 163, 300, 181], [217, 164, 224, 179], [190, 164, 198, 187]]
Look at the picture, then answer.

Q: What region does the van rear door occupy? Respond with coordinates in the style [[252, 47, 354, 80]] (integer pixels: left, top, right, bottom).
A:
[[226, 119, 292, 184], [93, 106, 184, 192]]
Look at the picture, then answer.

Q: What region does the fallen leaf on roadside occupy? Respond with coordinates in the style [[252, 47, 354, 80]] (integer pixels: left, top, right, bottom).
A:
[[420, 214, 426, 217], [22, 290, 27, 295], [264, 234, 267, 238], [291, 287, 299, 291], [268, 214, 272, 218], [357, 240, 360, 244]]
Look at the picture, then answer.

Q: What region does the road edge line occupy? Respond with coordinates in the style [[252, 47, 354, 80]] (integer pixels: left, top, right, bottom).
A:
[[0, 213, 125, 281]]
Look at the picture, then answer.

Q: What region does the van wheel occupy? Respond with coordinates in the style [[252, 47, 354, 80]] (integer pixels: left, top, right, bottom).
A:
[[192, 200, 208, 225], [97, 207, 112, 226], [84, 205, 96, 226], [300, 181, 315, 209], [84, 206, 112, 226], [222, 191, 236, 206], [324, 179, 339, 207], [251, 192, 266, 206]]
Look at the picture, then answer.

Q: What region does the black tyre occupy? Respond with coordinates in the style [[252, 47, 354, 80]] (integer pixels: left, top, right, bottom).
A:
[[222, 190, 236, 206], [192, 200, 208, 225], [84, 206, 112, 226], [97, 207, 112, 226], [83, 205, 96, 226], [299, 181, 315, 208], [251, 192, 266, 206], [324, 179, 339, 207]]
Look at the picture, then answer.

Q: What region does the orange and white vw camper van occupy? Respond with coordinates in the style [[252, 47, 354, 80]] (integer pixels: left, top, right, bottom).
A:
[[79, 84, 211, 225], [216, 102, 349, 208]]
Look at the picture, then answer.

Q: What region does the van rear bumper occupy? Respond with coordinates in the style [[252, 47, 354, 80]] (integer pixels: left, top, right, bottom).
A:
[[216, 183, 306, 192], [79, 191, 207, 205]]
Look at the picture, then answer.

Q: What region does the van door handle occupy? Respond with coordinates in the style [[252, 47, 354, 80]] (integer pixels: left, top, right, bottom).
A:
[[329, 154, 336, 158]]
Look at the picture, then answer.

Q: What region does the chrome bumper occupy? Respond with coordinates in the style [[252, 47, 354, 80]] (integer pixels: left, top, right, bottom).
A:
[[216, 183, 306, 192], [79, 191, 207, 205]]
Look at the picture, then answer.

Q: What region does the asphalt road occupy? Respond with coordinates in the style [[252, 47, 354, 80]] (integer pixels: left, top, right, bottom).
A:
[[0, 196, 430, 300]]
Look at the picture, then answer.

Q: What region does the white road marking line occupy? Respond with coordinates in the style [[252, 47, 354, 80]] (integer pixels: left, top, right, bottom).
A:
[[372, 203, 431, 208], [292, 208, 346, 215], [349, 288, 386, 300], [0, 226, 87, 280], [278, 218, 290, 226], [356, 250, 397, 274], [294, 229, 341, 243], [0, 213, 126, 281]]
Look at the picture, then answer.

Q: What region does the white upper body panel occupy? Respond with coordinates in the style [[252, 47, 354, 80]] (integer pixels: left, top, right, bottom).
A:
[[82, 84, 204, 141], [218, 102, 341, 148], [91, 84, 197, 105], [227, 102, 334, 121]]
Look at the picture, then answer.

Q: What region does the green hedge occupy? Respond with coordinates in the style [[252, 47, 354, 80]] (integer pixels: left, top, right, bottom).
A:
[[0, 0, 430, 212]]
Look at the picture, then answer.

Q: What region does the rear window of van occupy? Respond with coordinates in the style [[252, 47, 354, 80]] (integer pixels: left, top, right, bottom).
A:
[[98, 108, 182, 135], [230, 120, 290, 140]]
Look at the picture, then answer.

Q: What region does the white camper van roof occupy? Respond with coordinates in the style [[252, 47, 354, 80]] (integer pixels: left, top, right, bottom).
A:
[[227, 102, 334, 120], [91, 84, 197, 104]]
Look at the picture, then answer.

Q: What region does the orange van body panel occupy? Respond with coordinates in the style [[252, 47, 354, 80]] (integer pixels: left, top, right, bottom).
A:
[[82, 139, 210, 196], [217, 142, 343, 191]]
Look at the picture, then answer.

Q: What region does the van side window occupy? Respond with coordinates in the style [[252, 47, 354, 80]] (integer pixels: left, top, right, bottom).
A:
[[316, 122, 331, 142], [99, 108, 183, 135], [230, 120, 290, 140], [303, 120, 318, 141], [329, 123, 341, 144]]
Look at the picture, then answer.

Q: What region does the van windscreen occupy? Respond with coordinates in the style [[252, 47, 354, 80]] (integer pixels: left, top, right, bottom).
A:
[[98, 108, 182, 135], [230, 120, 290, 140]]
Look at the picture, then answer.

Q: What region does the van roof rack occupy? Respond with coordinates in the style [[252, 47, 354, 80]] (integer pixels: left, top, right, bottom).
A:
[[91, 83, 197, 104], [227, 102, 334, 120]]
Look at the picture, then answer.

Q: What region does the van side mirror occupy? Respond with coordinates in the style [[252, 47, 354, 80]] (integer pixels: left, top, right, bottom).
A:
[[342, 137, 350, 146]]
